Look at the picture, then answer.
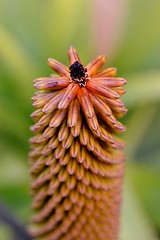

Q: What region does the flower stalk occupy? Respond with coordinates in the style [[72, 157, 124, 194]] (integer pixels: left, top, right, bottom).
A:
[[29, 46, 127, 240]]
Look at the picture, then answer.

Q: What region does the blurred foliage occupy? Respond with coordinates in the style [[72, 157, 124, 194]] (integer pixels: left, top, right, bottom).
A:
[[0, 0, 160, 239]]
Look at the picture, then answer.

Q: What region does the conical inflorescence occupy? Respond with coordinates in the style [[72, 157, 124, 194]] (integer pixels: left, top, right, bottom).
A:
[[29, 47, 127, 240]]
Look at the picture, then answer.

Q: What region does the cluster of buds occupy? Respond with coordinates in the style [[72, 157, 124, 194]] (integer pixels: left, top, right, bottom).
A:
[[29, 47, 127, 240]]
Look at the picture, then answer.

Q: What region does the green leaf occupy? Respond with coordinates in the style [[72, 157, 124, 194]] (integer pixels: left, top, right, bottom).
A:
[[123, 71, 160, 107], [124, 105, 158, 159], [120, 174, 159, 240], [0, 23, 37, 100], [114, 0, 160, 73], [0, 151, 31, 219], [129, 163, 160, 230]]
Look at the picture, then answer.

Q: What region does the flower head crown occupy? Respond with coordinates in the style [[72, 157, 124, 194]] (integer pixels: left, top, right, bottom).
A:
[[30, 46, 127, 240]]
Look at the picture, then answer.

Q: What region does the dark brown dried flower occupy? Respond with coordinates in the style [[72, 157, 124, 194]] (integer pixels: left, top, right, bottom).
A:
[[29, 46, 127, 240]]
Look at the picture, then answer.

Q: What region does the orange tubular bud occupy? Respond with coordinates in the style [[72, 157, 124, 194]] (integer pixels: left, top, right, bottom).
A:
[[34, 77, 69, 90], [48, 58, 70, 77], [86, 55, 106, 77], [29, 46, 127, 240], [95, 67, 117, 77], [68, 46, 81, 64]]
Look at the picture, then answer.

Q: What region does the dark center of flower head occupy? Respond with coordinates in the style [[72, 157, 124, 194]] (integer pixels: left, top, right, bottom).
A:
[[69, 61, 88, 87]]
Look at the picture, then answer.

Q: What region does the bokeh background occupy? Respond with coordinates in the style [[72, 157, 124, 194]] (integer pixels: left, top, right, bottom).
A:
[[0, 0, 160, 239]]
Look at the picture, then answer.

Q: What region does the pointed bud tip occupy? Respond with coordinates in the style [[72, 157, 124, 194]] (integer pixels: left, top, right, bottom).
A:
[[68, 45, 76, 50], [48, 58, 54, 63], [100, 55, 106, 63]]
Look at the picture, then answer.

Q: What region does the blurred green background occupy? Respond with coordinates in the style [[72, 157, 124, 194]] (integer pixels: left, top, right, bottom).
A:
[[0, 0, 160, 239]]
